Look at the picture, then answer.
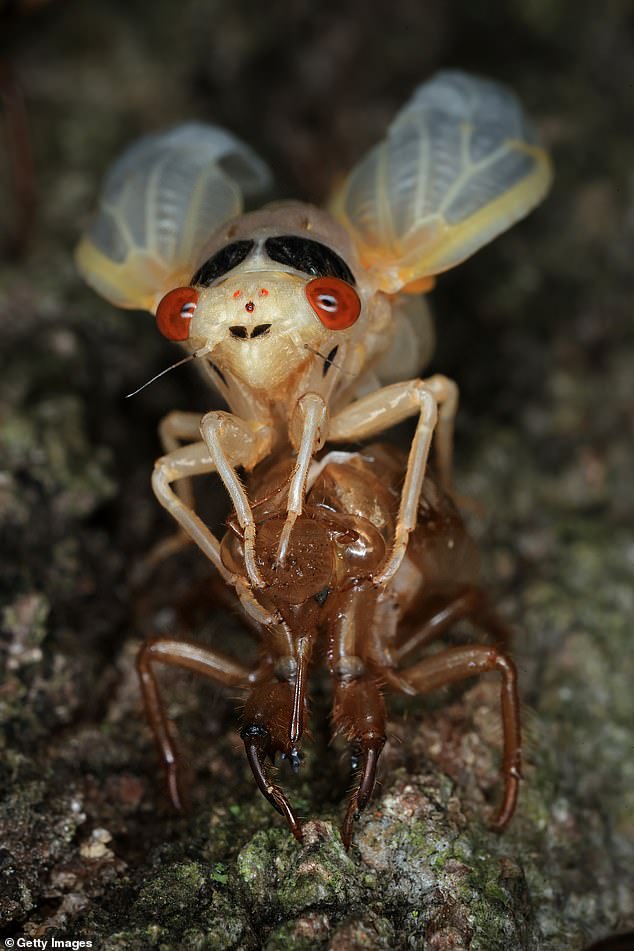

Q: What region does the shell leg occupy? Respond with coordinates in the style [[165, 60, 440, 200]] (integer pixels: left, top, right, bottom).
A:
[[332, 675, 387, 850], [396, 645, 521, 829], [392, 585, 512, 667], [327, 588, 386, 846], [158, 410, 204, 509], [241, 680, 307, 841], [136, 637, 254, 810], [328, 375, 458, 584]]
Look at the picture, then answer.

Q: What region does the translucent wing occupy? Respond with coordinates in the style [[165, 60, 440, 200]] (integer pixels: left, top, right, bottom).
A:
[[331, 71, 553, 293], [76, 123, 271, 311]]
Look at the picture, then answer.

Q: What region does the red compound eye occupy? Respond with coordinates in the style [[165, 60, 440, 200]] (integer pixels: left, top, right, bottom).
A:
[[305, 277, 361, 331], [156, 287, 199, 341]]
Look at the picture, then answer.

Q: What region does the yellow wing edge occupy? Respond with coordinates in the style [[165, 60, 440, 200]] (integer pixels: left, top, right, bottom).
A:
[[332, 142, 554, 294], [75, 238, 193, 313]]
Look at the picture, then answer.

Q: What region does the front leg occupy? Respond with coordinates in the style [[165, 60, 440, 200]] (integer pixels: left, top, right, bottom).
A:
[[241, 672, 310, 841], [152, 441, 226, 574], [238, 629, 314, 841], [152, 440, 278, 625], [329, 374, 458, 585], [159, 410, 204, 509], [199, 411, 273, 588], [277, 392, 328, 564]]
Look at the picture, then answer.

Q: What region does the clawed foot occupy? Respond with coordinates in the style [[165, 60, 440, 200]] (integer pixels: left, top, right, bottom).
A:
[[239, 725, 388, 848], [165, 760, 188, 813], [241, 724, 303, 842], [489, 759, 521, 832], [340, 737, 384, 850]]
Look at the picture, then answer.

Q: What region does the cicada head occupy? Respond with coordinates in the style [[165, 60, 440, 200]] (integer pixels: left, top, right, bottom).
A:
[[178, 202, 382, 393]]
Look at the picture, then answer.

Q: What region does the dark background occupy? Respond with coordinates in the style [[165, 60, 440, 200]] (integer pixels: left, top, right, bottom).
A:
[[1, 1, 632, 948]]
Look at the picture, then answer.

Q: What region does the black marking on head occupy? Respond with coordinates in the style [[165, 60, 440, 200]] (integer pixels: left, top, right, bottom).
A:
[[209, 362, 227, 386], [322, 345, 339, 377], [191, 240, 255, 286], [250, 323, 272, 338], [264, 236, 356, 285], [229, 325, 249, 339]]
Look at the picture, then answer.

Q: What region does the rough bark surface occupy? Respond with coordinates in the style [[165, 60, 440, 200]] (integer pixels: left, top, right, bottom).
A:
[[1, 1, 633, 949]]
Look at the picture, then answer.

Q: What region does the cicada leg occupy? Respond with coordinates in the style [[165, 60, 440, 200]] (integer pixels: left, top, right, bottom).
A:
[[332, 674, 386, 850], [152, 441, 279, 626], [277, 392, 328, 565], [136, 637, 255, 810], [424, 374, 459, 496], [392, 585, 512, 668], [139, 411, 204, 570], [395, 644, 521, 830], [152, 441, 231, 577], [199, 410, 273, 589], [158, 410, 204, 510], [328, 374, 458, 586]]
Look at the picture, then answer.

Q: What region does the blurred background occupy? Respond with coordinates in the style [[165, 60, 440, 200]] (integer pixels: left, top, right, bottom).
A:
[[0, 1, 632, 948]]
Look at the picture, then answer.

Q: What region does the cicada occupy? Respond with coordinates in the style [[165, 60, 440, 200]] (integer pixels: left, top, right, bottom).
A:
[[136, 444, 521, 845], [76, 70, 552, 616]]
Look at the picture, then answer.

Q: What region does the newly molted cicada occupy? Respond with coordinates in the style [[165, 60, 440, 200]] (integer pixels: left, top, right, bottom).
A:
[[76, 71, 552, 616]]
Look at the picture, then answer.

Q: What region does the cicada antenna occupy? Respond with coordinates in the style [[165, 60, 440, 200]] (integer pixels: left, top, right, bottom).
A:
[[125, 346, 211, 399]]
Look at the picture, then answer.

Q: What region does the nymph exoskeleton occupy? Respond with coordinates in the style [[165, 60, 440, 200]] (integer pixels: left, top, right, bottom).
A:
[[76, 71, 552, 609], [136, 444, 521, 846]]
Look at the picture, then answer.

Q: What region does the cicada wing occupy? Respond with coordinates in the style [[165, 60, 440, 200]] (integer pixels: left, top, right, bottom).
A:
[[331, 71, 553, 293], [76, 123, 271, 311]]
